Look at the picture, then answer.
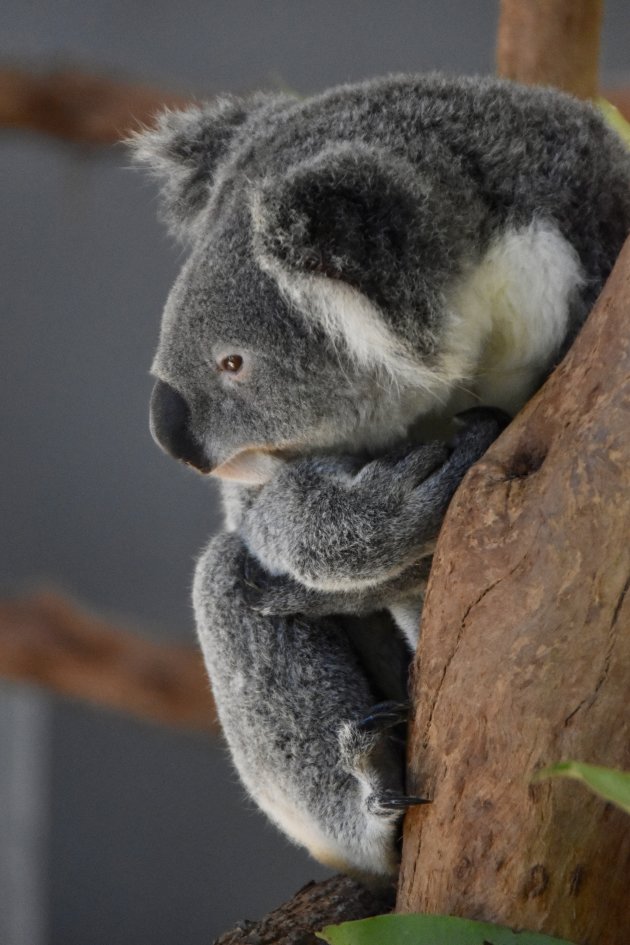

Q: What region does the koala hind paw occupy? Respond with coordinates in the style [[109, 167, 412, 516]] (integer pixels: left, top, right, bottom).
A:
[[338, 719, 382, 774]]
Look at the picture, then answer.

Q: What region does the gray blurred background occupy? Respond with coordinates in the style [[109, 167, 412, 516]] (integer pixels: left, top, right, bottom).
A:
[[1, 2, 628, 943]]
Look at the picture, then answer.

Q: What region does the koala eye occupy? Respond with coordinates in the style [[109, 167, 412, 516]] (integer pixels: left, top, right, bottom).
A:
[[219, 354, 244, 374]]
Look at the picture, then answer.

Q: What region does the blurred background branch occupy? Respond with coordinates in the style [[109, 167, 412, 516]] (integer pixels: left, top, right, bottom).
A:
[[0, 65, 188, 144], [0, 62, 628, 148], [0, 591, 218, 732]]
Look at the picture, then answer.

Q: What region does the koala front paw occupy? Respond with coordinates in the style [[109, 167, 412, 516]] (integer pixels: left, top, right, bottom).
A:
[[240, 406, 509, 599], [399, 405, 509, 517], [355, 439, 450, 492]]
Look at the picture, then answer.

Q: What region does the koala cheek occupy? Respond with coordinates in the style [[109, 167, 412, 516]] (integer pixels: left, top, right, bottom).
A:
[[149, 379, 213, 473]]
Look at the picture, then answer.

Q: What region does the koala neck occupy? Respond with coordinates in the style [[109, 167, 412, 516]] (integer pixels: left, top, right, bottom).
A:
[[437, 219, 585, 417]]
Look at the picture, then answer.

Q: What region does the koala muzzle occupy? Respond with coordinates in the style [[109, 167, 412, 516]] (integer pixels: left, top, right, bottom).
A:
[[150, 379, 212, 473]]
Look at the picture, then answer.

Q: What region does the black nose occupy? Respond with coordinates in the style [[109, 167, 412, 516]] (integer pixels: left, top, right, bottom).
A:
[[149, 380, 212, 472]]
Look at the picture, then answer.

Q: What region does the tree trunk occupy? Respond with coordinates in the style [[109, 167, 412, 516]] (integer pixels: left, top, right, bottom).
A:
[[396, 239, 630, 941], [496, 0, 603, 99]]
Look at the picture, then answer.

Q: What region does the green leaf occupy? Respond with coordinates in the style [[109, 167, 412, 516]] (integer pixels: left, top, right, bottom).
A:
[[597, 98, 630, 149], [317, 914, 577, 945], [535, 760, 630, 814]]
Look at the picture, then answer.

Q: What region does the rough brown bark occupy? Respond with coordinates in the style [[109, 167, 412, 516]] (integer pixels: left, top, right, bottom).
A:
[[397, 241, 630, 941], [0, 591, 218, 732], [0, 66, 187, 144], [496, 0, 604, 99], [213, 875, 392, 945]]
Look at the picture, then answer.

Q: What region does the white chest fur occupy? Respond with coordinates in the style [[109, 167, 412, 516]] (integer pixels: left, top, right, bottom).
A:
[[442, 219, 585, 415]]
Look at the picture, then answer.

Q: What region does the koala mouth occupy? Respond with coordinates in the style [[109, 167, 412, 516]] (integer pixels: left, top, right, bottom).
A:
[[211, 447, 294, 485]]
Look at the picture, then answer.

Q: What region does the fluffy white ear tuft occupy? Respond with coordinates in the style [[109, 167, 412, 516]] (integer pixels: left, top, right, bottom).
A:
[[258, 259, 445, 398], [250, 144, 453, 399], [130, 94, 287, 241]]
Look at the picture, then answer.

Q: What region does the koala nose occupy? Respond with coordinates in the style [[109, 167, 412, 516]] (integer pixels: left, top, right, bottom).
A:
[[149, 380, 212, 472]]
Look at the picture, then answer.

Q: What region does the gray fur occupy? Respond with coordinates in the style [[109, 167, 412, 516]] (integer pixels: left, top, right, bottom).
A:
[[239, 407, 507, 646], [193, 532, 408, 878], [132, 73, 630, 880]]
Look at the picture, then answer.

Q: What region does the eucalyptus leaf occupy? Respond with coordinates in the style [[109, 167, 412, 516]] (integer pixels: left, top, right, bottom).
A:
[[317, 914, 577, 945], [535, 761, 630, 814], [597, 98, 630, 149]]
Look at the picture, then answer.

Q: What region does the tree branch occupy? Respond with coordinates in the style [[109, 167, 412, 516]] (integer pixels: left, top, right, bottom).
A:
[[0, 65, 188, 144], [213, 875, 393, 945], [397, 240, 630, 941], [497, 0, 604, 99], [0, 591, 218, 732]]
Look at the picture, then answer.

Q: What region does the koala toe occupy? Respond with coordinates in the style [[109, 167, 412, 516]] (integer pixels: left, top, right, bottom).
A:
[[392, 441, 451, 487], [356, 700, 410, 734], [335, 719, 419, 878]]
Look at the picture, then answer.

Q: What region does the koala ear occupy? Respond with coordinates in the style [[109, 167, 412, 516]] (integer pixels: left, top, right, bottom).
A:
[[251, 143, 425, 311], [131, 94, 283, 241]]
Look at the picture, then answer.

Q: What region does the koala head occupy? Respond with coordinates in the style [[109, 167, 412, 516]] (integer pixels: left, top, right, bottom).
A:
[[133, 89, 482, 483]]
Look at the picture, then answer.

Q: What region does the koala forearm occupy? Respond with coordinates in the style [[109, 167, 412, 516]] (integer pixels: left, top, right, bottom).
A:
[[193, 530, 410, 880], [240, 408, 507, 591], [240, 451, 443, 589]]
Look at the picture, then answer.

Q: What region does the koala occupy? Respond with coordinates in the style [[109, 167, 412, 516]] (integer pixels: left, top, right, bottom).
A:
[[133, 73, 630, 881]]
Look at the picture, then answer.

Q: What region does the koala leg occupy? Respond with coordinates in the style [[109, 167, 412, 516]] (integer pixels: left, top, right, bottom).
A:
[[193, 531, 421, 881]]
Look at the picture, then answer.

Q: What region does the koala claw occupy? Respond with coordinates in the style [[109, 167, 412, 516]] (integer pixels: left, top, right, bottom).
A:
[[241, 550, 266, 591], [240, 553, 290, 614], [452, 405, 511, 435], [361, 440, 450, 489], [368, 790, 431, 815], [357, 701, 410, 733]]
